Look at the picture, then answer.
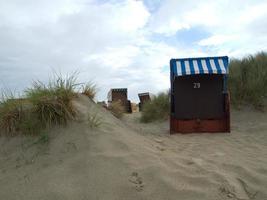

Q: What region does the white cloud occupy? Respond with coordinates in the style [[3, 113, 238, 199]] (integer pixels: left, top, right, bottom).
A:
[[0, 0, 85, 27], [110, 0, 150, 32], [0, 0, 167, 102], [148, 0, 221, 36], [149, 0, 267, 56], [198, 34, 237, 46], [85, 45, 141, 69], [0, 0, 267, 102]]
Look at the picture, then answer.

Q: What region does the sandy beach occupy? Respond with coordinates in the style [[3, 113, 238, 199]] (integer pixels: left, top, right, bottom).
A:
[[0, 95, 266, 200]]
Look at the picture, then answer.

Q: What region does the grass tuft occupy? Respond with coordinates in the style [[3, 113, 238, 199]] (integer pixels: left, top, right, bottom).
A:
[[81, 82, 97, 100], [25, 73, 78, 127], [0, 91, 32, 135], [87, 112, 102, 128], [140, 92, 169, 123], [0, 98, 23, 134], [0, 72, 84, 136], [36, 132, 49, 144]]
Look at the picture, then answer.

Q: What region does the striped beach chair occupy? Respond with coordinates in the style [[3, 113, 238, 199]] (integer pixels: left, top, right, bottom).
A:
[[170, 56, 230, 133]]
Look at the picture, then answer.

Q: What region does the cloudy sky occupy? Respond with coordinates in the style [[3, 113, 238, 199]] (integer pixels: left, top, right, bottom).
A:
[[1, 0, 267, 102]]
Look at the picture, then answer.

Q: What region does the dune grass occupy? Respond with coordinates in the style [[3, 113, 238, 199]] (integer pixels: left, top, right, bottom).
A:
[[108, 101, 124, 119], [0, 94, 24, 134], [25, 73, 79, 127], [87, 112, 102, 128], [140, 92, 169, 123], [0, 72, 98, 136], [229, 52, 267, 110], [81, 82, 97, 100]]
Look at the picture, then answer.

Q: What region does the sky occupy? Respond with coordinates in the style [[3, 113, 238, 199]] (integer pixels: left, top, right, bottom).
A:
[[0, 0, 267, 102]]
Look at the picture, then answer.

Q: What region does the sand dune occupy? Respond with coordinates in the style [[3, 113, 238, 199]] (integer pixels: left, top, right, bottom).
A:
[[0, 95, 267, 200]]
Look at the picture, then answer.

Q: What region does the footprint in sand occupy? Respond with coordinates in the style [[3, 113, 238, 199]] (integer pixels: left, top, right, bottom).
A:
[[156, 145, 165, 151], [154, 139, 166, 151], [219, 178, 258, 200], [129, 172, 144, 192]]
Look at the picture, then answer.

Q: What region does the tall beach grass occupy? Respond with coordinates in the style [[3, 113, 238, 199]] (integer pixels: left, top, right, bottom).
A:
[[25, 73, 79, 127], [229, 52, 267, 110], [0, 92, 24, 134], [0, 72, 97, 136], [81, 81, 97, 100], [140, 92, 169, 123]]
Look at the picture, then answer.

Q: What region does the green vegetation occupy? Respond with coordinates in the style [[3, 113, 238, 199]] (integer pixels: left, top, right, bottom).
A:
[[32, 132, 49, 145], [81, 82, 97, 100], [0, 95, 25, 135], [1, 52, 266, 133], [108, 101, 124, 119], [25, 73, 78, 127], [140, 92, 169, 123], [0, 73, 98, 136], [229, 52, 267, 110], [87, 112, 102, 128]]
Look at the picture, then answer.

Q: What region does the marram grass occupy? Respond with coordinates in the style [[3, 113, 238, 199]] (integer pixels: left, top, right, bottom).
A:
[[0, 72, 98, 136], [229, 51, 267, 110], [140, 92, 169, 123], [81, 82, 97, 100]]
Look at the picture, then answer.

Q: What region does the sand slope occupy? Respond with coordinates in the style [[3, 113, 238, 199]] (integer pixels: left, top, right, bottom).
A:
[[0, 95, 267, 200]]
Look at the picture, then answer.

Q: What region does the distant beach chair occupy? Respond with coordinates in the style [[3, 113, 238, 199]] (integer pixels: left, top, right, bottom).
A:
[[138, 92, 152, 111], [107, 88, 132, 113]]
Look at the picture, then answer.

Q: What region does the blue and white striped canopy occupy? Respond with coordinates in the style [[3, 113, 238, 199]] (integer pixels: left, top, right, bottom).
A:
[[170, 56, 229, 77]]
